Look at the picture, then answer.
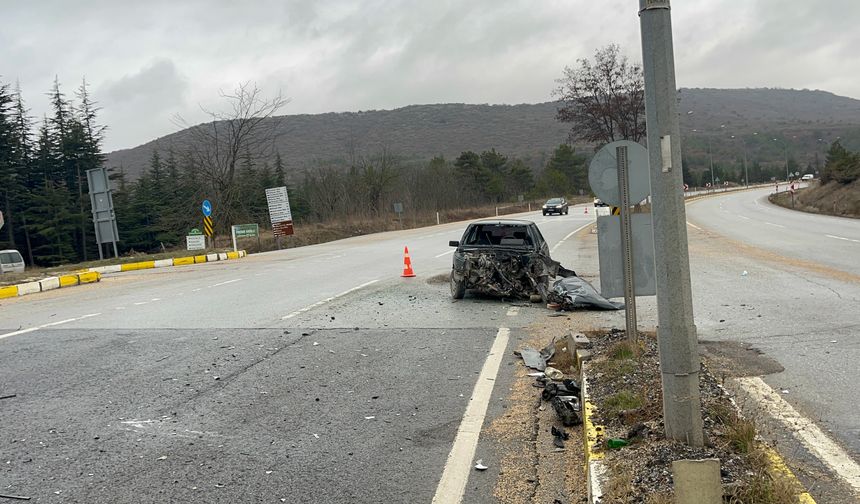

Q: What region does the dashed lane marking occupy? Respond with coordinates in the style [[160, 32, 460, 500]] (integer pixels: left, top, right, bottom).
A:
[[281, 280, 379, 320], [435, 250, 455, 258], [826, 234, 860, 244], [211, 278, 242, 287], [432, 327, 510, 504], [0, 313, 102, 341]]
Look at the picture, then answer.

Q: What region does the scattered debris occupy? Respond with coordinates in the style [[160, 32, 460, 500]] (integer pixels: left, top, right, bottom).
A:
[[0, 394, 17, 400], [312, 342, 319, 346], [157, 455, 167, 460], [544, 367, 564, 381], [741, 270, 749, 276], [0, 494, 31, 501], [516, 341, 556, 371], [474, 459, 489, 471], [364, 416, 375, 420], [551, 396, 582, 427]]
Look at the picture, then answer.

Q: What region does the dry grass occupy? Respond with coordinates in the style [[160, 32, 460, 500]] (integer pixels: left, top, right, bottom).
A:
[[604, 466, 635, 503], [644, 492, 673, 504], [603, 390, 644, 420]]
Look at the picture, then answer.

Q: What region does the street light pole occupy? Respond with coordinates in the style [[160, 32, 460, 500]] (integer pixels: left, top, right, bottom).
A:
[[773, 138, 789, 181], [639, 0, 704, 447], [730, 135, 749, 187]]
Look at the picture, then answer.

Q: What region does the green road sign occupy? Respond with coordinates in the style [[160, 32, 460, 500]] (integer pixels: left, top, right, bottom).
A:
[[232, 223, 259, 238], [188, 228, 203, 236]]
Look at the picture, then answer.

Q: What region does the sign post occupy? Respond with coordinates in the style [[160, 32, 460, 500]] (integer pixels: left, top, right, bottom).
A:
[[202, 199, 213, 248], [265, 186, 294, 250], [393, 202, 404, 228]]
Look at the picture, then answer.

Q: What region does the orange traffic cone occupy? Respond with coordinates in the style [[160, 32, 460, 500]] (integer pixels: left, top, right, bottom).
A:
[[401, 246, 416, 277]]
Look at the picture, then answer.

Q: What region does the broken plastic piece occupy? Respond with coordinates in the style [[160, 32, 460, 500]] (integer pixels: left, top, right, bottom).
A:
[[519, 348, 546, 371], [544, 366, 564, 380], [474, 459, 488, 471], [551, 396, 582, 426]]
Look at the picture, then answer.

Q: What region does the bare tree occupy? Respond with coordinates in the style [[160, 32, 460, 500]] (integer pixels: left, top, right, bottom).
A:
[[554, 44, 646, 146], [176, 82, 290, 227]]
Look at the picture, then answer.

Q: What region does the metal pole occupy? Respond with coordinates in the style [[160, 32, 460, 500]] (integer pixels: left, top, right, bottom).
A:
[[707, 136, 715, 190], [616, 146, 637, 340], [742, 139, 749, 187], [639, 0, 704, 447], [784, 145, 789, 182]]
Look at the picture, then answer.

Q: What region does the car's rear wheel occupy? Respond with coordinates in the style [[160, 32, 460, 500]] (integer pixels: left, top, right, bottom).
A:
[[450, 272, 466, 299]]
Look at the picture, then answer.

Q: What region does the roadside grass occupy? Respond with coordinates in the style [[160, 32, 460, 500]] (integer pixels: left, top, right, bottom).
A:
[[603, 389, 644, 420]]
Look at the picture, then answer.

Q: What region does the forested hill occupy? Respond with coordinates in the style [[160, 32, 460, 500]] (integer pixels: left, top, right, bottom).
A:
[[106, 88, 860, 180]]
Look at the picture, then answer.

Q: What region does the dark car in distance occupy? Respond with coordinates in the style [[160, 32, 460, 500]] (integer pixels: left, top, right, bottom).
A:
[[448, 219, 551, 299], [542, 197, 568, 215]]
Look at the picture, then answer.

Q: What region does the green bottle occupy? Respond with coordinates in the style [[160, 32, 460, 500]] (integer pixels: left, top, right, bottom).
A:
[[607, 438, 629, 449]]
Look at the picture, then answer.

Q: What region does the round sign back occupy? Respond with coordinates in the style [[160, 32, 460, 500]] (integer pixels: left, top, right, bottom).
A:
[[588, 140, 651, 206]]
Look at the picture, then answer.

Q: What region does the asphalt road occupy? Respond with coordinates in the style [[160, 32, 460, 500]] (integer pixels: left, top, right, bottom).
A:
[[2, 190, 858, 503], [0, 205, 596, 503]]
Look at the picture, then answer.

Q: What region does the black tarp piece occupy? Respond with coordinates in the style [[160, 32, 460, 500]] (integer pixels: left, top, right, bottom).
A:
[[548, 276, 624, 311]]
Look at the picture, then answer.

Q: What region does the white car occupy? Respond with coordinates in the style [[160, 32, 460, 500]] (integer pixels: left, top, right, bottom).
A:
[[0, 249, 25, 274], [801, 174, 814, 181]]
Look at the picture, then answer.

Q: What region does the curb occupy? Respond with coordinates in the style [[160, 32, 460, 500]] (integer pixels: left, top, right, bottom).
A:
[[579, 362, 817, 503], [580, 362, 607, 504], [86, 250, 246, 275], [0, 271, 101, 300], [1, 251, 246, 301]]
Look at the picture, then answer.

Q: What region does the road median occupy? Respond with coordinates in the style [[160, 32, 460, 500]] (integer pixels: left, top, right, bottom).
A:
[[0, 251, 246, 301]]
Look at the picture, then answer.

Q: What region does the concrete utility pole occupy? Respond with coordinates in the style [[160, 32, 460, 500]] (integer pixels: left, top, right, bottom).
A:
[[638, 0, 704, 447]]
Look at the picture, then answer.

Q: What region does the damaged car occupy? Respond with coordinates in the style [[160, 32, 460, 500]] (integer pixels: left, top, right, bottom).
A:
[[448, 219, 575, 301]]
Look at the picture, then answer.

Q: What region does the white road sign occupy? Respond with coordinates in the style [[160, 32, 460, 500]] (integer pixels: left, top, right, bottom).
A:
[[186, 234, 206, 251], [265, 186, 293, 223]]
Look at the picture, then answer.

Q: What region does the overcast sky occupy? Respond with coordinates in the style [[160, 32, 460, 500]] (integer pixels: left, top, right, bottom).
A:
[[4, 0, 858, 152]]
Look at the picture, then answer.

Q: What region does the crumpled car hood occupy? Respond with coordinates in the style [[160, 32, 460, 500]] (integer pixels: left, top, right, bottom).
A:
[[452, 248, 575, 301]]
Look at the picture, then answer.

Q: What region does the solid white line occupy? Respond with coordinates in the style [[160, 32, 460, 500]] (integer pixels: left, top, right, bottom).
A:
[[432, 327, 510, 504], [435, 250, 455, 258], [0, 313, 102, 341], [736, 377, 860, 494], [826, 234, 860, 244], [211, 278, 243, 287], [764, 222, 786, 228], [282, 279, 379, 320], [550, 221, 594, 253], [686, 221, 703, 231]]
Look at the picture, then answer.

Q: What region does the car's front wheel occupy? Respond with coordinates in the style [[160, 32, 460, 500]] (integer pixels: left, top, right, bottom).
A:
[[450, 272, 466, 299]]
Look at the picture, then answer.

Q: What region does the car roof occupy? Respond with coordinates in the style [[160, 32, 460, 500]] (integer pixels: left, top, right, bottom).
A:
[[0, 250, 22, 254], [470, 219, 536, 226]]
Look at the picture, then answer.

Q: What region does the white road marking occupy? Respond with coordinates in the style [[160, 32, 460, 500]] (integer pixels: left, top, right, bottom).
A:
[[764, 222, 786, 228], [826, 234, 860, 244], [133, 302, 148, 306], [0, 313, 102, 341], [432, 327, 510, 504], [506, 307, 520, 317], [550, 222, 594, 253], [281, 279, 379, 320], [737, 215, 751, 220], [686, 221, 703, 231], [211, 278, 242, 287], [150, 298, 161, 302], [736, 376, 860, 494], [192, 288, 202, 292], [435, 250, 455, 258]]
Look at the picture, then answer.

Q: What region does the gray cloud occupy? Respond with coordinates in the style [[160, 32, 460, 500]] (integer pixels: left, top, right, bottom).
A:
[[3, 0, 858, 151]]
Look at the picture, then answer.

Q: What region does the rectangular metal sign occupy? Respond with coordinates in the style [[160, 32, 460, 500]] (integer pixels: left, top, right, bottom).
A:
[[266, 186, 294, 237], [186, 235, 206, 251], [86, 167, 119, 245], [232, 223, 259, 238], [597, 213, 657, 298]]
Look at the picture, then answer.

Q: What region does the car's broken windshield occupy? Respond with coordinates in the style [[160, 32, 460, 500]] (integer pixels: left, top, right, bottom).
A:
[[463, 224, 532, 247]]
